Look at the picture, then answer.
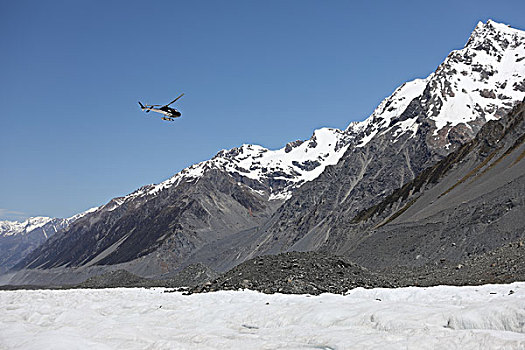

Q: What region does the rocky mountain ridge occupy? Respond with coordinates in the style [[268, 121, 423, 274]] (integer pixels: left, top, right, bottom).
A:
[[208, 20, 525, 265], [5, 20, 525, 286], [190, 99, 525, 294]]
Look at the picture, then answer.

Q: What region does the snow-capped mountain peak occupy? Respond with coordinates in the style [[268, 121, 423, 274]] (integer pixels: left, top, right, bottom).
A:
[[430, 19, 524, 124], [344, 19, 525, 153], [208, 127, 352, 196], [348, 76, 431, 147], [466, 19, 525, 54], [0, 217, 53, 237]]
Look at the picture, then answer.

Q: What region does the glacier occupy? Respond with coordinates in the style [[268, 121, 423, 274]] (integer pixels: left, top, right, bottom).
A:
[[1, 283, 524, 349]]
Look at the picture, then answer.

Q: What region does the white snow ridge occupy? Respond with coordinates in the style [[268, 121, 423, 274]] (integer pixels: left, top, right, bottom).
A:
[[0, 207, 100, 238], [107, 126, 354, 205], [0, 217, 53, 237], [1, 283, 524, 349]]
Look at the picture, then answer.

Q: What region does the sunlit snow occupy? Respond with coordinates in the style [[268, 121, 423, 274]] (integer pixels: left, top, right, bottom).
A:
[[429, 20, 525, 131], [355, 77, 430, 148], [111, 127, 351, 204], [0, 217, 52, 237], [1, 283, 524, 349]]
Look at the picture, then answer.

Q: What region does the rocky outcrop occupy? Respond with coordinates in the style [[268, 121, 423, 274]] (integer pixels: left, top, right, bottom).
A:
[[188, 252, 394, 295], [342, 99, 525, 269]]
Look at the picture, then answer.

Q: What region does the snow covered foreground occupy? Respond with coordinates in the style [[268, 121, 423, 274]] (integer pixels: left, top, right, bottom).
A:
[[1, 283, 524, 349]]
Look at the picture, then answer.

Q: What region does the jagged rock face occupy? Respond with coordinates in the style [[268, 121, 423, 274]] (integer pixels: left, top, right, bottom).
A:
[[16, 169, 280, 270], [228, 118, 436, 261], [186, 101, 524, 274], [341, 100, 525, 269]]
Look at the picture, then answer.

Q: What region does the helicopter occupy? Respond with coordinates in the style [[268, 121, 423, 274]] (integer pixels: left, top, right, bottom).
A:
[[138, 93, 184, 121]]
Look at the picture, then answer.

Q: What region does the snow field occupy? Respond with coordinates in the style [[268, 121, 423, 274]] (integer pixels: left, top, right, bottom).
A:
[[1, 282, 524, 349]]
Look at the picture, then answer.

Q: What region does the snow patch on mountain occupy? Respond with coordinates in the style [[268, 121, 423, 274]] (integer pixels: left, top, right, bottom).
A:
[[112, 127, 354, 204], [67, 207, 99, 222], [353, 77, 430, 147], [210, 127, 351, 194]]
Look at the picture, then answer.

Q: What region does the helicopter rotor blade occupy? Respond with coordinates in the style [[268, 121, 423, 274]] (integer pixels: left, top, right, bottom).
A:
[[166, 93, 184, 106]]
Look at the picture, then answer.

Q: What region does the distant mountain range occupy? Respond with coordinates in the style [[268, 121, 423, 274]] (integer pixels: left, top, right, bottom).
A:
[[0, 208, 97, 274], [3, 20, 524, 286]]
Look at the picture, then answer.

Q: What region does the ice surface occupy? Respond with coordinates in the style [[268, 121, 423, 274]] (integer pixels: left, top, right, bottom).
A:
[[1, 282, 524, 349]]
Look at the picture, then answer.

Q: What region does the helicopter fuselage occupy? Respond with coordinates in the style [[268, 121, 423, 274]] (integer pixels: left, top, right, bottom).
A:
[[146, 106, 181, 118]]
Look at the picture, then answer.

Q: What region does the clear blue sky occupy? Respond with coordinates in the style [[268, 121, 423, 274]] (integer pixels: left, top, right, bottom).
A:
[[1, 0, 524, 221]]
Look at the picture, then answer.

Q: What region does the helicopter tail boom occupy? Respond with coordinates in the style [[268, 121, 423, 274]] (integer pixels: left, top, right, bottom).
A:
[[138, 101, 152, 113]]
